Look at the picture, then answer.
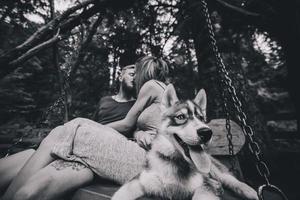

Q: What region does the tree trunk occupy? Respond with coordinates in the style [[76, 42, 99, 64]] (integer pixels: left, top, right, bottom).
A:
[[50, 0, 69, 122], [69, 15, 103, 82], [277, 0, 300, 135]]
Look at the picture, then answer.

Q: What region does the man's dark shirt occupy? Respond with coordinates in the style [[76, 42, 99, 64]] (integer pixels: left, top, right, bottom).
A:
[[96, 96, 135, 125]]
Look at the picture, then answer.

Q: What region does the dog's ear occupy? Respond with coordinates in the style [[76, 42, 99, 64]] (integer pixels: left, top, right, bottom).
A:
[[161, 84, 179, 109], [194, 89, 207, 121]]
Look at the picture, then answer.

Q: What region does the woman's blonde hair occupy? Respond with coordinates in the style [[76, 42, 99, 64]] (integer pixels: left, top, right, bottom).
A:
[[134, 56, 169, 93]]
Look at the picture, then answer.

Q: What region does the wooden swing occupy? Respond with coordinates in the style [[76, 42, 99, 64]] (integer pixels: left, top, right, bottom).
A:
[[69, 119, 245, 200]]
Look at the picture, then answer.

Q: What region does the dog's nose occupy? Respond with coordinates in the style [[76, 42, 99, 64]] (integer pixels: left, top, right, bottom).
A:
[[197, 128, 212, 143]]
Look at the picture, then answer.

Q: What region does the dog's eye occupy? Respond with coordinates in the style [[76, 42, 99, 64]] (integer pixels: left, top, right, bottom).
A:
[[174, 114, 187, 125], [177, 114, 185, 120]]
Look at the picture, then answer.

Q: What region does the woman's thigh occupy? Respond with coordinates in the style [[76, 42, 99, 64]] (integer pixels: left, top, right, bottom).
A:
[[14, 159, 94, 200], [72, 126, 147, 184], [0, 149, 35, 192]]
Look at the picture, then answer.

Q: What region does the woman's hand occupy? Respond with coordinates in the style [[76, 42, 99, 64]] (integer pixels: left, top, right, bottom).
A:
[[134, 130, 155, 150]]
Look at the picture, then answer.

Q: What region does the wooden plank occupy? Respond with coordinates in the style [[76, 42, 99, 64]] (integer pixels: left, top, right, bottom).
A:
[[70, 180, 156, 200], [0, 135, 14, 143], [206, 119, 245, 155], [272, 139, 300, 153], [0, 144, 11, 149], [12, 137, 43, 146], [265, 112, 296, 120]]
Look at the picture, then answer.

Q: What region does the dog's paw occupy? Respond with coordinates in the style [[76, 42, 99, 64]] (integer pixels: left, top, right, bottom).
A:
[[237, 183, 258, 200], [205, 178, 224, 196]]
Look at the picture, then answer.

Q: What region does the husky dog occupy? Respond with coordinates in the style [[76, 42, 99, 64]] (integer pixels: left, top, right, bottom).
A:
[[112, 84, 258, 200]]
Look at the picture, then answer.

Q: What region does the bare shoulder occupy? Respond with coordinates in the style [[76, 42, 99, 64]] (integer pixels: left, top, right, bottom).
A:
[[137, 80, 165, 103], [141, 80, 165, 93]]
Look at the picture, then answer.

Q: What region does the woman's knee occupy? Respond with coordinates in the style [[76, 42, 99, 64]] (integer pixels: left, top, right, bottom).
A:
[[38, 126, 64, 150], [68, 117, 89, 125], [19, 148, 35, 159], [26, 148, 36, 155]]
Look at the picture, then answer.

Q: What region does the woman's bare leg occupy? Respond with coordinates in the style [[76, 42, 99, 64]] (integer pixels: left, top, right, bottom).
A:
[[0, 149, 35, 193], [2, 126, 64, 200], [12, 160, 94, 200]]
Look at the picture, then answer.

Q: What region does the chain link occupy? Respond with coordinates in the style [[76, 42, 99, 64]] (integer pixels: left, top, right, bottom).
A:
[[39, 96, 65, 124], [199, 0, 272, 188], [5, 137, 23, 157]]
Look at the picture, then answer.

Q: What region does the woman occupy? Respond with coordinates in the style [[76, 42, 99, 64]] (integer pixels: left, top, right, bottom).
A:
[[1, 55, 169, 200]]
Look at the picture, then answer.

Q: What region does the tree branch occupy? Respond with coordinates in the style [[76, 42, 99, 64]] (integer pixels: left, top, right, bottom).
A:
[[17, 0, 95, 49], [214, 0, 260, 17], [0, 0, 96, 68], [9, 29, 64, 66], [59, 4, 101, 34]]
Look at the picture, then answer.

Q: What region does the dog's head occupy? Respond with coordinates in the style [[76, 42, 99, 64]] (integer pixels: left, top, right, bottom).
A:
[[159, 84, 212, 174]]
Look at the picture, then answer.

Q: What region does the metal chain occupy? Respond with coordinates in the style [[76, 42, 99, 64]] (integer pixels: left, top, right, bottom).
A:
[[198, 0, 270, 185], [221, 81, 237, 173], [39, 96, 65, 125], [199, 1, 288, 199]]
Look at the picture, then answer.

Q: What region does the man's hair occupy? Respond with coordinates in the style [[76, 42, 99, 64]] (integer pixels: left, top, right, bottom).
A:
[[121, 64, 135, 75]]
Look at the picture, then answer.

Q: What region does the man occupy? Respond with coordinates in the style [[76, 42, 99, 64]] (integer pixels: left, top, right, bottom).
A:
[[94, 64, 136, 125]]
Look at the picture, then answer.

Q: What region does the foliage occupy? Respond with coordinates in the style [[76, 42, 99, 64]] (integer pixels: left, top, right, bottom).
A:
[[0, 0, 49, 25]]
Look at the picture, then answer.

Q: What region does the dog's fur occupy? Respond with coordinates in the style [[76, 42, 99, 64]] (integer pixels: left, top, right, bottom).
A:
[[112, 84, 258, 200]]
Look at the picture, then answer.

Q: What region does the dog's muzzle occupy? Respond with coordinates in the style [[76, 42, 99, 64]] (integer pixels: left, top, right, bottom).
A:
[[197, 128, 212, 144]]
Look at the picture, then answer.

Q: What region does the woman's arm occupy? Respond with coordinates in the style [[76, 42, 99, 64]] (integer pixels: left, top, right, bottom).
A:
[[107, 80, 158, 134]]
